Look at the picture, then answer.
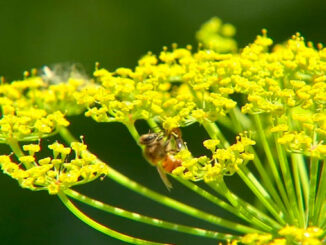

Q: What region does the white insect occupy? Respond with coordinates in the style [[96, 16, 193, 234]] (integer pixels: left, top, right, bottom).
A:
[[41, 63, 89, 85]]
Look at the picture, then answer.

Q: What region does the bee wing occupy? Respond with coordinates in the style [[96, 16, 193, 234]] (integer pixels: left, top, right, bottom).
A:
[[156, 165, 173, 191]]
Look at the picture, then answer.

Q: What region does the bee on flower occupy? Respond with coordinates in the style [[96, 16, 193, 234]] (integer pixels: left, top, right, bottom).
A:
[[139, 128, 184, 190]]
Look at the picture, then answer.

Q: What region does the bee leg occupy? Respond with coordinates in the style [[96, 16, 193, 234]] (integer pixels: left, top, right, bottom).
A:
[[156, 165, 173, 191]]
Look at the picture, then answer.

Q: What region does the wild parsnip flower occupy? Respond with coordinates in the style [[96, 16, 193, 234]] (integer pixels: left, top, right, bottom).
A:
[[0, 65, 94, 142], [172, 133, 255, 182], [0, 104, 69, 142], [77, 36, 238, 128], [0, 141, 108, 195], [1, 17, 326, 244], [65, 18, 326, 243]]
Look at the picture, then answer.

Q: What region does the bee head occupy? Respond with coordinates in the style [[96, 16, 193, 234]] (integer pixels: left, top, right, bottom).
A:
[[139, 133, 161, 146]]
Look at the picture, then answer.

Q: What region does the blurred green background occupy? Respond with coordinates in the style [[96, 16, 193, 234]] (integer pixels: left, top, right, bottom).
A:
[[1, 0, 326, 244]]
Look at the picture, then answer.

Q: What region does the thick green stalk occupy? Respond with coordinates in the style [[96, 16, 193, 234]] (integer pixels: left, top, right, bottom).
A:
[[296, 154, 309, 209], [216, 116, 234, 132], [65, 189, 237, 241], [125, 123, 143, 147], [231, 107, 252, 130], [291, 154, 306, 227], [319, 203, 326, 228], [6, 138, 24, 157], [58, 126, 77, 144], [57, 192, 167, 245], [147, 118, 161, 133], [315, 161, 326, 225], [229, 108, 243, 133], [202, 120, 230, 148], [308, 157, 319, 225]]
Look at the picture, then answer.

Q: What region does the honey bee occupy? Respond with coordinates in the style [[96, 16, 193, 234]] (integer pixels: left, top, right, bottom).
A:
[[139, 128, 183, 190]]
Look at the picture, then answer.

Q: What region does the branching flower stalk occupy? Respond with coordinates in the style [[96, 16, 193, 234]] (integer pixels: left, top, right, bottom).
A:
[[1, 17, 326, 244]]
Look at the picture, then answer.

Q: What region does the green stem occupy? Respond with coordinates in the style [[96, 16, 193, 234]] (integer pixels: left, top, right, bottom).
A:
[[65, 189, 237, 241], [147, 118, 161, 133], [202, 120, 229, 148], [319, 202, 326, 228], [253, 115, 291, 216], [297, 155, 309, 209], [242, 165, 286, 220], [249, 147, 288, 218], [308, 157, 319, 225], [287, 111, 309, 214], [315, 160, 326, 226], [57, 192, 167, 245], [125, 123, 142, 145], [58, 126, 77, 144], [291, 154, 306, 227], [6, 138, 33, 169], [214, 180, 281, 231], [230, 109, 287, 217], [274, 134, 300, 225], [173, 176, 274, 232], [6, 138, 24, 157], [237, 168, 286, 226], [229, 108, 243, 133], [231, 107, 252, 130], [216, 116, 234, 132]]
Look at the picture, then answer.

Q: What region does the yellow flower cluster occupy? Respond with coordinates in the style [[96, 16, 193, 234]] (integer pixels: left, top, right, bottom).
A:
[[0, 65, 94, 143], [76, 55, 200, 128], [75, 27, 239, 130], [0, 76, 72, 142], [172, 133, 255, 182], [2, 16, 326, 188], [31, 72, 89, 116], [0, 141, 108, 194], [235, 226, 324, 245], [205, 30, 326, 158], [271, 110, 326, 158]]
